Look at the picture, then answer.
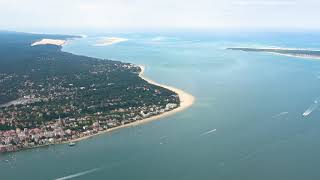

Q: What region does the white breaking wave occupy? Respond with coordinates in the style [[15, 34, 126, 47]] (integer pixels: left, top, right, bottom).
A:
[[200, 129, 217, 136], [54, 168, 100, 180], [272, 111, 289, 118]]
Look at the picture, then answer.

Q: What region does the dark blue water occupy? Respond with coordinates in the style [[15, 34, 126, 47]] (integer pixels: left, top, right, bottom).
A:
[[2, 32, 320, 180]]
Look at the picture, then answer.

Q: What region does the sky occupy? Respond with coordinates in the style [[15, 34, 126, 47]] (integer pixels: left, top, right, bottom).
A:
[[0, 0, 319, 33]]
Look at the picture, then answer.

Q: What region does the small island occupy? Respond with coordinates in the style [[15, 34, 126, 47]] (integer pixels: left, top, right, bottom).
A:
[[0, 32, 194, 153], [227, 47, 320, 59]]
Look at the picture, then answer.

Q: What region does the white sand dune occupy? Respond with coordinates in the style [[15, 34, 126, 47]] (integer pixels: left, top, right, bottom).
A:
[[31, 39, 66, 46]]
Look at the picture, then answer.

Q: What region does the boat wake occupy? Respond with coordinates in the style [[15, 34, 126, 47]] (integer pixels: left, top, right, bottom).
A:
[[200, 129, 217, 136], [272, 111, 289, 118], [54, 168, 101, 180], [303, 97, 320, 117], [303, 103, 318, 116]]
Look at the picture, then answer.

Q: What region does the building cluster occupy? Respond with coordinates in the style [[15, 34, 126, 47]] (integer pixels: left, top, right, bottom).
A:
[[0, 62, 180, 153], [0, 102, 178, 153]]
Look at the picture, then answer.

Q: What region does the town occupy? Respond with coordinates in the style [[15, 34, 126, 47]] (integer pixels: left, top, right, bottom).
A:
[[0, 101, 178, 152], [0, 32, 180, 152]]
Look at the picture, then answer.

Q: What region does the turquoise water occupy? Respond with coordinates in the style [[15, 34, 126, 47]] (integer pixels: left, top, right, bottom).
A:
[[2, 32, 320, 179]]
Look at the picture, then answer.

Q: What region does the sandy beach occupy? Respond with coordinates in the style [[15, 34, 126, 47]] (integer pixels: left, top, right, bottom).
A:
[[229, 46, 320, 51], [94, 37, 128, 46], [67, 65, 195, 143], [138, 65, 195, 113], [21, 38, 195, 148], [270, 52, 320, 60], [228, 47, 320, 60], [14, 65, 195, 150], [28, 36, 194, 145], [31, 39, 66, 46]]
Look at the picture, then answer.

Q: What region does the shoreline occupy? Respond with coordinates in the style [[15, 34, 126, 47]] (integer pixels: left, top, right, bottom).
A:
[[227, 46, 320, 51], [227, 47, 320, 60], [66, 65, 195, 143], [269, 52, 320, 60], [5, 38, 195, 153], [5, 65, 195, 152]]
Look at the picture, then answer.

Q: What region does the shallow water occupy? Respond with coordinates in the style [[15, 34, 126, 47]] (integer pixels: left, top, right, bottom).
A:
[[2, 32, 320, 180]]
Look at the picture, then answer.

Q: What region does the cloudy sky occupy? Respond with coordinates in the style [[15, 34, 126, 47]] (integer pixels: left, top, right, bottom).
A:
[[0, 0, 319, 33]]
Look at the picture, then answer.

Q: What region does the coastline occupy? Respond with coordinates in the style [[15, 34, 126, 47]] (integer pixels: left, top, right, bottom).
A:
[[228, 47, 320, 51], [227, 47, 320, 60], [269, 52, 320, 60], [65, 65, 195, 143], [7, 65, 195, 152], [4, 38, 195, 153]]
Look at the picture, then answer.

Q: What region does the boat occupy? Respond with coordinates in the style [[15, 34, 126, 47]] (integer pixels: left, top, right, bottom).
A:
[[68, 142, 76, 146]]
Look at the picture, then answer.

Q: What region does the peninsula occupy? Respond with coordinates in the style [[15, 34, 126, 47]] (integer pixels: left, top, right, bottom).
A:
[[227, 47, 320, 59], [0, 32, 194, 153]]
